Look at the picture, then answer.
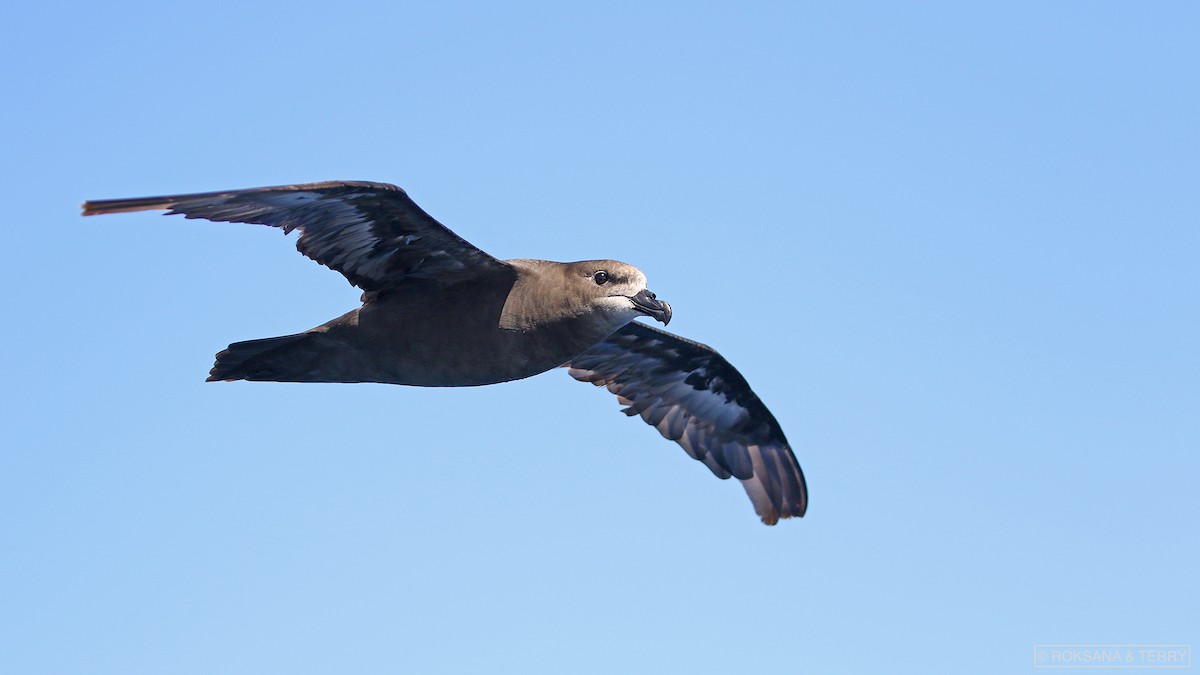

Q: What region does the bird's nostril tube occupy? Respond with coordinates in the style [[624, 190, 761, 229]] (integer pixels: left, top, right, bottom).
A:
[[646, 290, 656, 299]]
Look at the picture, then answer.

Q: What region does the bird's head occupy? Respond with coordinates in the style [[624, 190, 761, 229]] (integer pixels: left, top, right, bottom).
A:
[[498, 258, 672, 333], [566, 259, 672, 326]]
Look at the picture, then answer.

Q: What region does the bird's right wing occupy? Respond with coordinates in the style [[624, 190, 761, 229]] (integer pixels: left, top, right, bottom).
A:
[[567, 322, 807, 525], [82, 180, 511, 291]]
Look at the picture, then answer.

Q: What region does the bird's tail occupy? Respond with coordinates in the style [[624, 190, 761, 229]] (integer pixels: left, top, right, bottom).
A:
[[208, 333, 320, 382]]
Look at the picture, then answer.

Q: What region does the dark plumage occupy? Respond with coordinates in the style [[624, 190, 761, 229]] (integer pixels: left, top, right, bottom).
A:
[[568, 323, 806, 523], [82, 181, 806, 524]]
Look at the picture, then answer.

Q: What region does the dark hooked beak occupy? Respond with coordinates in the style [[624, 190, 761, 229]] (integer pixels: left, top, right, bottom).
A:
[[630, 289, 672, 325]]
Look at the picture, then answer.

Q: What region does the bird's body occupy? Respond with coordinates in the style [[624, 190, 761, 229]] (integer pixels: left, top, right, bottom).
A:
[[214, 259, 646, 387], [82, 181, 807, 524]]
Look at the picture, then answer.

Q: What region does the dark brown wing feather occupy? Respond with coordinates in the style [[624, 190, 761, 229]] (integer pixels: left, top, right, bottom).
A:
[[82, 180, 510, 291], [567, 322, 807, 525]]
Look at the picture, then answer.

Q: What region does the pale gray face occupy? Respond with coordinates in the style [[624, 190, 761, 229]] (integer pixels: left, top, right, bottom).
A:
[[497, 258, 672, 332], [565, 260, 672, 326]]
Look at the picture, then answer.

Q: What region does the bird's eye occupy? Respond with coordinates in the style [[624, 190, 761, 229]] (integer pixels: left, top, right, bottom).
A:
[[593, 271, 610, 285]]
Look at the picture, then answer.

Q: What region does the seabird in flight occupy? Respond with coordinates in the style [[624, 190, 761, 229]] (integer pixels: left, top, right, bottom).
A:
[[82, 181, 807, 524]]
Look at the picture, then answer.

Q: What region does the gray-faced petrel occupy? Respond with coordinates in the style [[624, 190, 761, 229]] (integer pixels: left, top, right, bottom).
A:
[[82, 181, 807, 524]]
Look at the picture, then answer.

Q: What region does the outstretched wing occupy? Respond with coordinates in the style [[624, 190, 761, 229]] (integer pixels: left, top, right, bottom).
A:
[[567, 322, 807, 525], [82, 180, 510, 291]]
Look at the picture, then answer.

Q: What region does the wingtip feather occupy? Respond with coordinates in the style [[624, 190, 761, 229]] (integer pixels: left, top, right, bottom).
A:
[[80, 196, 174, 216]]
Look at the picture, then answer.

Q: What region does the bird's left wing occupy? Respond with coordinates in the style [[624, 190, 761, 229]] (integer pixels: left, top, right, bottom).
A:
[[82, 180, 510, 291], [566, 322, 807, 525]]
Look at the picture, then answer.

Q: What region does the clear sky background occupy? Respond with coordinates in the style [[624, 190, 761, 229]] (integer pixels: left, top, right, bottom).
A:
[[2, 2, 1197, 673]]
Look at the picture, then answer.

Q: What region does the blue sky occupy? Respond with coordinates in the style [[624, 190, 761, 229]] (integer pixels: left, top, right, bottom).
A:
[[2, 2, 1197, 673]]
